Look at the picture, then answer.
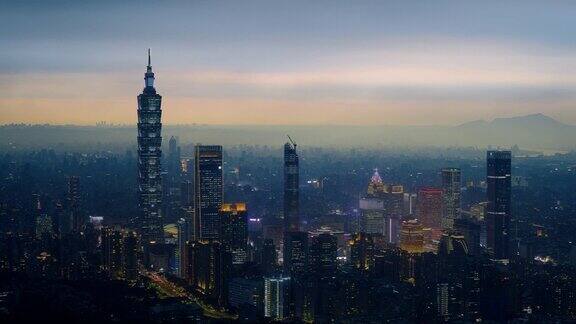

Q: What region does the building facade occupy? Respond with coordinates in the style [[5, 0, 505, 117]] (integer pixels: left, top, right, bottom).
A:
[[441, 168, 461, 230], [194, 145, 223, 241], [284, 140, 299, 232], [417, 187, 443, 229], [220, 203, 248, 265], [486, 150, 512, 259], [264, 276, 291, 321], [137, 50, 163, 244]]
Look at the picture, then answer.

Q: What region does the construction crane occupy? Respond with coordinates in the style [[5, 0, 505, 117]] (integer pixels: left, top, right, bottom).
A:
[[287, 135, 297, 148]]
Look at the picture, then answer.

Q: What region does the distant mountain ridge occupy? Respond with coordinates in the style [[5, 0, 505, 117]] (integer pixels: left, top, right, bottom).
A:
[[0, 113, 574, 151], [457, 113, 570, 128], [452, 113, 575, 151]]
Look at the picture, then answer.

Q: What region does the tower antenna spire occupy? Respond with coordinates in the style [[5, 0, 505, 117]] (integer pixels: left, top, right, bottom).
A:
[[148, 48, 151, 67]]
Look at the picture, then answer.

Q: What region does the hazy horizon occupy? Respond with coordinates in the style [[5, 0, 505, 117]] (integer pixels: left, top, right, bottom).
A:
[[2, 1, 576, 125], [0, 112, 573, 128]]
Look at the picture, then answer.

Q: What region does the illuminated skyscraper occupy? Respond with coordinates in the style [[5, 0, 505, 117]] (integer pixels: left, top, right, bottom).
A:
[[486, 150, 511, 259], [359, 170, 403, 242], [366, 169, 386, 196], [264, 276, 291, 321], [417, 187, 443, 229], [283, 231, 308, 276], [359, 170, 385, 234], [123, 231, 139, 281], [436, 283, 450, 321], [220, 203, 248, 265], [187, 240, 230, 307], [194, 145, 223, 240], [399, 219, 424, 254], [137, 50, 163, 244], [284, 138, 299, 232], [359, 197, 385, 235], [383, 184, 404, 244], [441, 168, 461, 230], [102, 227, 124, 278], [349, 232, 375, 271]]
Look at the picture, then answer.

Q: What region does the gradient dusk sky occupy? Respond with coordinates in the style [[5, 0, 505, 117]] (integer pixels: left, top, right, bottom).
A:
[[1, 0, 576, 125]]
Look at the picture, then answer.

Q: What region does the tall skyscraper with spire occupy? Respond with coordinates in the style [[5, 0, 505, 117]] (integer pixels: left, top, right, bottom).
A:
[[137, 50, 163, 245], [283, 137, 299, 232]]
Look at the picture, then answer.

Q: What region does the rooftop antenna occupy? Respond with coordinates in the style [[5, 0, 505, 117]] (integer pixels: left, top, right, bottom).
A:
[[147, 48, 151, 67], [287, 135, 297, 148]]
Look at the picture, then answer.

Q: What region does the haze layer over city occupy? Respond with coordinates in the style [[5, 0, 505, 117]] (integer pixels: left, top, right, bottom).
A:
[[2, 1, 576, 323]]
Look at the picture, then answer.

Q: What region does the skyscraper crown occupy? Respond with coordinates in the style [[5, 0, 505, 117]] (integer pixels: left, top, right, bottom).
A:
[[145, 49, 155, 89]]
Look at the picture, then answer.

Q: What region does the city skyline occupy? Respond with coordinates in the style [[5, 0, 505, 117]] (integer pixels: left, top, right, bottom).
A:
[[3, 2, 576, 322], [2, 1, 576, 125]]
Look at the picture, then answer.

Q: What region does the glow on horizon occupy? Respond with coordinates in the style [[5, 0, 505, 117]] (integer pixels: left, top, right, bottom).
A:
[[2, 2, 576, 125]]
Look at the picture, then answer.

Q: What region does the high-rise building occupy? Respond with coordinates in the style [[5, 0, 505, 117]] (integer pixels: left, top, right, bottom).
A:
[[264, 276, 291, 321], [367, 169, 386, 196], [176, 218, 188, 278], [436, 283, 450, 321], [359, 198, 385, 235], [228, 278, 263, 316], [187, 240, 231, 307], [454, 218, 481, 256], [123, 231, 139, 281], [165, 136, 182, 221], [67, 175, 83, 232], [486, 150, 512, 259], [359, 170, 403, 242], [102, 227, 124, 278], [417, 187, 443, 229], [180, 180, 194, 208], [349, 232, 375, 271], [262, 239, 278, 275], [399, 219, 424, 254], [35, 214, 53, 239], [283, 231, 308, 277], [308, 233, 337, 276], [220, 203, 248, 265], [403, 192, 417, 216], [137, 50, 163, 245], [167, 136, 181, 183], [383, 184, 404, 244], [441, 168, 461, 230], [359, 170, 385, 235], [437, 232, 469, 257], [194, 145, 223, 241], [284, 139, 299, 232]]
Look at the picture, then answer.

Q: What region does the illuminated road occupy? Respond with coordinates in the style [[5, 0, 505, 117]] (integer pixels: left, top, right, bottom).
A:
[[144, 271, 237, 320]]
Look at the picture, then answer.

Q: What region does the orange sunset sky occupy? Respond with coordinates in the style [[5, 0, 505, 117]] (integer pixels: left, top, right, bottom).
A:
[[2, 1, 576, 125]]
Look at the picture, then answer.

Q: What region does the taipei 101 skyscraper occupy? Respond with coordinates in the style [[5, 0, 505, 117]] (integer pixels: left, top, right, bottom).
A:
[[137, 50, 163, 245]]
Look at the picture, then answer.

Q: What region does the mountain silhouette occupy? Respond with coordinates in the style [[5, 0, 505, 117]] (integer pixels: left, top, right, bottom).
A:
[[1, 113, 574, 151]]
